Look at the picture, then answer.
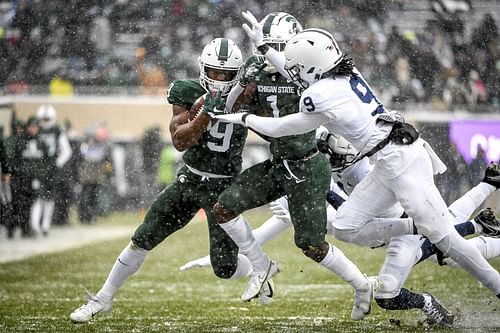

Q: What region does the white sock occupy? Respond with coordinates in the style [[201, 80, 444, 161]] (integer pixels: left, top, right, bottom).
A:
[[252, 215, 291, 245], [30, 199, 43, 234], [41, 200, 54, 232], [219, 215, 269, 271], [230, 254, 253, 279], [448, 182, 496, 223], [97, 242, 148, 301], [319, 243, 368, 291]]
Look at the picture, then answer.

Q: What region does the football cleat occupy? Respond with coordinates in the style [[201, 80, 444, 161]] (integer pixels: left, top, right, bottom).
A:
[[241, 259, 280, 302], [474, 208, 500, 238], [421, 293, 454, 326], [69, 288, 112, 323], [483, 162, 500, 189], [351, 275, 380, 320], [258, 279, 274, 305]]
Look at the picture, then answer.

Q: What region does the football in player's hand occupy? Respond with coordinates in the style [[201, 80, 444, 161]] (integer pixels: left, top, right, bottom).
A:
[[189, 93, 207, 120]]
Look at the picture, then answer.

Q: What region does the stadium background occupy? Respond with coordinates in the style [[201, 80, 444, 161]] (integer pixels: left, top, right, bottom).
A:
[[1, 0, 499, 211]]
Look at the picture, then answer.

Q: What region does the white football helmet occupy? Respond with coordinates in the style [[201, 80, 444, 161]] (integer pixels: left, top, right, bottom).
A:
[[284, 28, 343, 89], [317, 131, 358, 171], [199, 38, 243, 96], [256, 12, 302, 71], [36, 104, 57, 129]]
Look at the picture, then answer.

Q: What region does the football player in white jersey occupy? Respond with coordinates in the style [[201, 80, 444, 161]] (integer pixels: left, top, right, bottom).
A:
[[215, 16, 500, 302]]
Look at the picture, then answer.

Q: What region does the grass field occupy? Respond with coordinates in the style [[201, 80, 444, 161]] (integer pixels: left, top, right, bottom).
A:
[[1, 209, 499, 333]]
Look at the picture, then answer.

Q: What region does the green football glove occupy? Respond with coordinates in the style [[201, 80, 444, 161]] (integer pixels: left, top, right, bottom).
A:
[[201, 91, 226, 117], [240, 62, 267, 86]]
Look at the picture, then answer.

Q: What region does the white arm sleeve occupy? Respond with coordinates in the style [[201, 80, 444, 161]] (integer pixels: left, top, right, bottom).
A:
[[245, 112, 329, 138], [225, 83, 245, 113], [56, 133, 72, 168], [264, 48, 291, 80]]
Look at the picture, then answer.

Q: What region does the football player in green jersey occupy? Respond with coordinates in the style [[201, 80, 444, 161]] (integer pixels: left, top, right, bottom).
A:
[[211, 12, 377, 320], [33, 105, 72, 235], [70, 38, 251, 323]]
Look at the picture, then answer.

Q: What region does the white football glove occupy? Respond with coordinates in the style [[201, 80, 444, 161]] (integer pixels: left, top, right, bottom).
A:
[[269, 200, 291, 224], [179, 255, 211, 271], [242, 11, 264, 48], [214, 112, 250, 126]]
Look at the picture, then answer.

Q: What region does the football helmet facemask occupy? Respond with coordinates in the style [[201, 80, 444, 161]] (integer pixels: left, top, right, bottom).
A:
[[199, 38, 243, 96], [36, 104, 57, 129], [284, 28, 343, 89], [255, 12, 302, 72]]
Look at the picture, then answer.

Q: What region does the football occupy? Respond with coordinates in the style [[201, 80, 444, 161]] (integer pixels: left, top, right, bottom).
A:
[[189, 93, 207, 120]]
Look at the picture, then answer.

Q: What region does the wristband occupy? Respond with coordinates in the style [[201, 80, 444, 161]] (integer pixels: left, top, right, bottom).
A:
[[241, 113, 251, 125]]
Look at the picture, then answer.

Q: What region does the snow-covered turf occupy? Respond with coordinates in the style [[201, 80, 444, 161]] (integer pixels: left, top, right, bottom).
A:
[[0, 210, 499, 332]]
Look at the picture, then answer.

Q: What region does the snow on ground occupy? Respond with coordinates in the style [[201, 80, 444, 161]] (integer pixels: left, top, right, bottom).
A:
[[0, 224, 135, 264]]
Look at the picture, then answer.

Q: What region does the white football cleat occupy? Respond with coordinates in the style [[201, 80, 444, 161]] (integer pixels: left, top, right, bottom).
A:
[[258, 279, 274, 305], [351, 275, 379, 320], [70, 289, 112, 323], [179, 255, 211, 271], [241, 259, 280, 302]]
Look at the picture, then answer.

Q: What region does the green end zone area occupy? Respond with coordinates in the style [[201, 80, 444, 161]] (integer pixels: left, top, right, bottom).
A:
[[0, 210, 498, 332]]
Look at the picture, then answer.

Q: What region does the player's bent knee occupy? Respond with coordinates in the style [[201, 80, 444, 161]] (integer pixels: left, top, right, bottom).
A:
[[131, 233, 157, 251], [375, 274, 400, 300], [301, 242, 329, 262], [213, 202, 237, 224], [331, 227, 356, 244]]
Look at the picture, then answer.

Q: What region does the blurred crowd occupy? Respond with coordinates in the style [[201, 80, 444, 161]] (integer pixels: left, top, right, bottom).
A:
[[0, 105, 180, 240], [0, 0, 498, 110]]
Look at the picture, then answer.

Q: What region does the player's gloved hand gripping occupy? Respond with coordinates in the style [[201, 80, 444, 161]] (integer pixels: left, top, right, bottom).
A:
[[242, 11, 264, 48], [240, 62, 267, 86], [202, 91, 226, 118]]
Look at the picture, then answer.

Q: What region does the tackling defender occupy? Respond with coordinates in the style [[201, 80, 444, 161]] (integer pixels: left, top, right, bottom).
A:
[[70, 38, 254, 323]]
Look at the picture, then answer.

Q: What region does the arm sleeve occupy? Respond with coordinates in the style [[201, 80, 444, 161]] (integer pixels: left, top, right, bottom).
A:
[[264, 48, 291, 80], [245, 111, 329, 138], [225, 83, 245, 113]]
